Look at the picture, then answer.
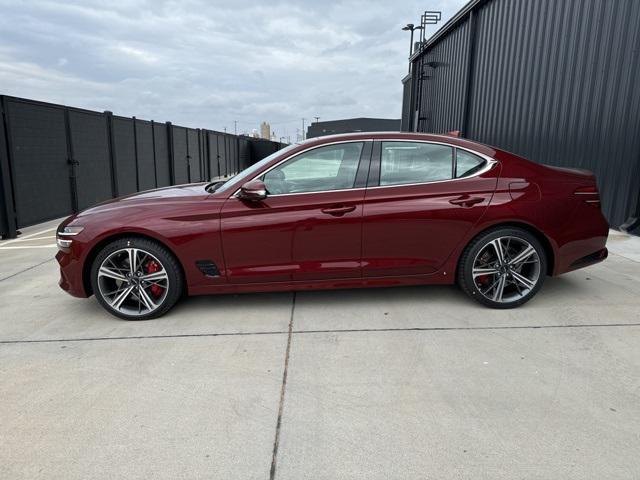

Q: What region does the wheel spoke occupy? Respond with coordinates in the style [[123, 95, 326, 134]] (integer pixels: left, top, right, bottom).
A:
[[509, 245, 536, 267], [140, 270, 168, 282], [490, 239, 506, 265], [127, 248, 138, 274], [473, 267, 499, 278], [138, 286, 158, 311], [492, 275, 507, 302], [103, 284, 130, 297], [111, 285, 135, 310], [511, 270, 536, 290], [98, 266, 127, 282]]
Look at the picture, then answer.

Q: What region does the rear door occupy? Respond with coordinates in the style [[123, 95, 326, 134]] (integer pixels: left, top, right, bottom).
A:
[[362, 140, 499, 277]]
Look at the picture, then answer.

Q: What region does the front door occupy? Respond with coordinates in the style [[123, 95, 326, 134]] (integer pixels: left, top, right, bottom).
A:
[[362, 141, 499, 277], [220, 141, 370, 284]]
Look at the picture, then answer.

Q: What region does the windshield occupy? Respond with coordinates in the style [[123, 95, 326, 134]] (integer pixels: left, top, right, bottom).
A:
[[216, 143, 298, 193]]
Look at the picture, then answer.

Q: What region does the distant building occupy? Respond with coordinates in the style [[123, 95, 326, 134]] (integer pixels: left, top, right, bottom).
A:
[[306, 117, 401, 139], [260, 121, 271, 140]]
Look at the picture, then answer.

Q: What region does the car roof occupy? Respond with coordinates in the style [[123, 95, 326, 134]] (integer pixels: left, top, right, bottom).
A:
[[299, 132, 497, 157]]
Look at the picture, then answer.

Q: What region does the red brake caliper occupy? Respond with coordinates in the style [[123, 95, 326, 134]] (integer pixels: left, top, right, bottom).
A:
[[145, 260, 164, 298]]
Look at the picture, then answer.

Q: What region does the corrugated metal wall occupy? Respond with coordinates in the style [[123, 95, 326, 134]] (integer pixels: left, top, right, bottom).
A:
[[417, 20, 470, 134], [406, 0, 640, 228]]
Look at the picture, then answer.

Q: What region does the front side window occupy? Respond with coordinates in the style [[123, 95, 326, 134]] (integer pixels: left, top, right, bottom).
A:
[[380, 142, 453, 186], [263, 142, 363, 194], [456, 150, 486, 178]]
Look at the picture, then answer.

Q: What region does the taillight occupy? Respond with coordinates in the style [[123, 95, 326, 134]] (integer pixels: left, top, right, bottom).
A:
[[574, 185, 600, 208]]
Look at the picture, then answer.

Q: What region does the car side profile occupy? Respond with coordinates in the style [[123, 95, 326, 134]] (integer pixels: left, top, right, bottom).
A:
[[56, 132, 609, 320]]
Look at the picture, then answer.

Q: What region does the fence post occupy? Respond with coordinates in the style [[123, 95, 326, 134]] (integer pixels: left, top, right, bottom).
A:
[[166, 122, 175, 185], [150, 120, 158, 188], [63, 108, 79, 213], [0, 96, 17, 239], [132, 116, 140, 191], [104, 111, 118, 198]]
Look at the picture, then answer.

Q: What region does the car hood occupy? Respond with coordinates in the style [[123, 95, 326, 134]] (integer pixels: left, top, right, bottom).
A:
[[76, 183, 210, 217]]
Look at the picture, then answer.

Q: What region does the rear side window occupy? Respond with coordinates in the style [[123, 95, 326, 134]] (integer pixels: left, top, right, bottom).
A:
[[456, 150, 486, 178], [380, 142, 453, 186]]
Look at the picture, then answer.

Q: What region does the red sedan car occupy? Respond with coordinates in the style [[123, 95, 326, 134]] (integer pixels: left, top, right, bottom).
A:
[[56, 132, 608, 320]]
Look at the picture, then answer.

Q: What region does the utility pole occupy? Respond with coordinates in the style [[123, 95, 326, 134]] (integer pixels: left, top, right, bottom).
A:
[[301, 118, 306, 140], [234, 120, 237, 135]]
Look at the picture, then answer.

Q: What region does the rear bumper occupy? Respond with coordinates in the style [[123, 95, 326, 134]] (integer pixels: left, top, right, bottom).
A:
[[566, 247, 608, 272]]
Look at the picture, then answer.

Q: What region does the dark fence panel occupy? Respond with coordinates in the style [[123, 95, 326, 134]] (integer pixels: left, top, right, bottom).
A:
[[239, 137, 251, 170], [111, 116, 137, 196], [171, 126, 189, 184], [4, 98, 72, 226], [218, 134, 228, 177], [186, 128, 201, 182], [206, 131, 220, 178], [0, 95, 287, 238], [68, 109, 113, 210], [0, 99, 15, 238], [153, 123, 171, 187], [248, 138, 283, 166], [135, 120, 156, 191]]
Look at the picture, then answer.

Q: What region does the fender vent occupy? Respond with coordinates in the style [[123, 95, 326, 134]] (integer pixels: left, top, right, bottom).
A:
[[195, 260, 220, 277]]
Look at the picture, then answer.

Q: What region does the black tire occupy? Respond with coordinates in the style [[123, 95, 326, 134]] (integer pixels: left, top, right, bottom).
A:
[[90, 237, 184, 320], [457, 227, 547, 309]]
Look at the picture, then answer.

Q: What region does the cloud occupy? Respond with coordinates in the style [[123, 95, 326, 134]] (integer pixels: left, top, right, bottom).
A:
[[0, 0, 466, 138]]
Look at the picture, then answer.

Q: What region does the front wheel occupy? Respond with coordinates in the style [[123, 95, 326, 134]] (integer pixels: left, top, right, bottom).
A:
[[457, 227, 547, 308], [90, 237, 184, 320]]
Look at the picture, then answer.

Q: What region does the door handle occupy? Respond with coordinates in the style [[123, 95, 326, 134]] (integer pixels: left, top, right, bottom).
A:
[[321, 205, 357, 216], [449, 195, 484, 207]]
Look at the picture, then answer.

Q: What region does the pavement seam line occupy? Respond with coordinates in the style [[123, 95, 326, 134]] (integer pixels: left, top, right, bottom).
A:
[[1, 322, 639, 345], [269, 292, 296, 480], [0, 258, 55, 282]]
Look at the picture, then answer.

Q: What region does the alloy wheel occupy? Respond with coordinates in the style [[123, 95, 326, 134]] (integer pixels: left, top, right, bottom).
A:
[[97, 248, 170, 317], [472, 236, 541, 303]]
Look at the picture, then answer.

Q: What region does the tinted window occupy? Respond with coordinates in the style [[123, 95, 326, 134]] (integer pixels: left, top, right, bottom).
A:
[[263, 142, 363, 194], [456, 150, 486, 178], [380, 142, 453, 186]]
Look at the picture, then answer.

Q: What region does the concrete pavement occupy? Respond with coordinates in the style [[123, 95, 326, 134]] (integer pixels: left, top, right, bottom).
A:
[[1, 222, 639, 479]]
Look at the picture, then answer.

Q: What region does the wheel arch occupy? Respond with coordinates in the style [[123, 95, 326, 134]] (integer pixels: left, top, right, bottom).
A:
[[82, 232, 186, 296], [456, 221, 556, 278]]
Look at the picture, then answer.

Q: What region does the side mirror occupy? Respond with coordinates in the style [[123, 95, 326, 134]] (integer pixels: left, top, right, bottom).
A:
[[238, 179, 267, 201]]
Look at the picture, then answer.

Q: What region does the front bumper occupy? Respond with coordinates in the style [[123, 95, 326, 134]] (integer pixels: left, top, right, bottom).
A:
[[56, 247, 89, 298]]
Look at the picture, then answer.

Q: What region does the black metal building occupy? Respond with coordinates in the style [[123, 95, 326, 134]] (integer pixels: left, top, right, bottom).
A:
[[307, 118, 401, 139], [402, 0, 640, 230]]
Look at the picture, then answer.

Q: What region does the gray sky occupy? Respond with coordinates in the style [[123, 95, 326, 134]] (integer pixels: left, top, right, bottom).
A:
[[0, 0, 465, 137]]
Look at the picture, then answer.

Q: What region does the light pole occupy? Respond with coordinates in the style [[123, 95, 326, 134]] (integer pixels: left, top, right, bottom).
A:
[[402, 23, 423, 72], [314, 116, 320, 123], [234, 120, 237, 136]]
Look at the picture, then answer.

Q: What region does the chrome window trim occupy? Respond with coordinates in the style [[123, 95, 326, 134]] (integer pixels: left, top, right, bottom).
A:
[[372, 139, 496, 190], [231, 138, 497, 198]]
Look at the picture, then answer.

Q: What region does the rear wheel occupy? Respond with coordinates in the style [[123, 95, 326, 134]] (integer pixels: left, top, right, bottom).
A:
[[90, 237, 183, 320], [458, 227, 547, 308]]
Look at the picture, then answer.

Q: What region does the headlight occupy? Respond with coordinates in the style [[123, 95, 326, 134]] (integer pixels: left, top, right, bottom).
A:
[[58, 226, 84, 236], [56, 226, 83, 251], [57, 238, 73, 250]]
